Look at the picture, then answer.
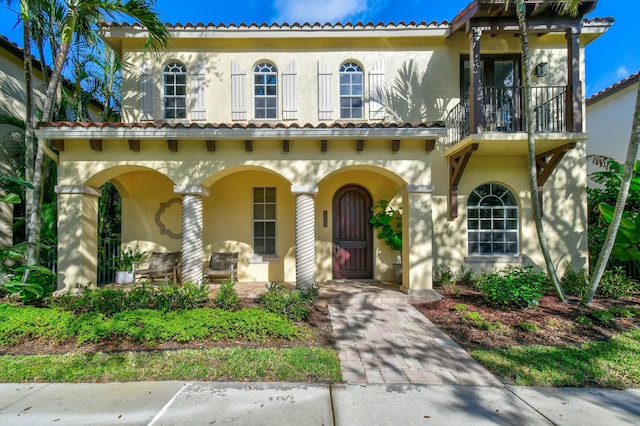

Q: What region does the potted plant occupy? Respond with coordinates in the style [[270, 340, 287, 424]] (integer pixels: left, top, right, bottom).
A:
[[113, 247, 146, 285], [370, 199, 403, 283]]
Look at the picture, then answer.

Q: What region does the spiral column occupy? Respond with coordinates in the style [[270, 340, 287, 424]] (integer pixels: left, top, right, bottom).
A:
[[174, 185, 209, 284], [292, 185, 318, 289]]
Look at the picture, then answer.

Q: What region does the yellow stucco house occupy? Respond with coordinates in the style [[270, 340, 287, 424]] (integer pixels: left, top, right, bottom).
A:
[[34, 1, 610, 293]]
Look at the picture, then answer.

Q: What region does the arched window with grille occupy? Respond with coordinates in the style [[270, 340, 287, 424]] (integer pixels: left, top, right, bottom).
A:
[[254, 62, 277, 119], [163, 62, 187, 119], [339, 62, 363, 119], [467, 183, 519, 255]]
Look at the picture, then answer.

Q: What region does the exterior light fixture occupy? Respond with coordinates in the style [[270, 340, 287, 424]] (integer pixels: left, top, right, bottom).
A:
[[535, 62, 548, 78]]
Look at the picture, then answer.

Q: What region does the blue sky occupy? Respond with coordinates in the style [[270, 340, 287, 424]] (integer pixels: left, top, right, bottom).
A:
[[0, 0, 637, 97]]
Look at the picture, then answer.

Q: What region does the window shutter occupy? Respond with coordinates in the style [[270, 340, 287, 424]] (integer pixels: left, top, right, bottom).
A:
[[231, 61, 247, 121], [139, 61, 155, 120], [369, 59, 385, 120], [190, 61, 206, 121], [318, 61, 333, 120], [282, 60, 297, 120]]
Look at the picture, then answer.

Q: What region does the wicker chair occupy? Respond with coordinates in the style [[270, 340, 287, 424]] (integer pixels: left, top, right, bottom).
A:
[[134, 252, 181, 284], [203, 252, 239, 283]]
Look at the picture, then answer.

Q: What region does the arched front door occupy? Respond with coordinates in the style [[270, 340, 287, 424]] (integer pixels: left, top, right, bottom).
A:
[[332, 185, 373, 279]]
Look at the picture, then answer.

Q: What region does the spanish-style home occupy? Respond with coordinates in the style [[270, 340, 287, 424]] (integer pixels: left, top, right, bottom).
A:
[[34, 0, 611, 293], [586, 71, 639, 180]]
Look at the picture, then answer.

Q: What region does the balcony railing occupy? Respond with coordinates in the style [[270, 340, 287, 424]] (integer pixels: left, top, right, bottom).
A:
[[445, 85, 568, 143]]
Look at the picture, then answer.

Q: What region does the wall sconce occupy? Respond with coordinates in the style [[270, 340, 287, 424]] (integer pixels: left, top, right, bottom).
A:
[[535, 62, 548, 78]]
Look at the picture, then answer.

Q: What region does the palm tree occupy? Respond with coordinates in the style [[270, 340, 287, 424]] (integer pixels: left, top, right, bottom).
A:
[[513, 0, 577, 301], [584, 82, 640, 304], [25, 0, 169, 268]]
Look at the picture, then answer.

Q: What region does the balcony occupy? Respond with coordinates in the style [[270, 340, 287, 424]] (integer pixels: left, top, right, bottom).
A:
[[446, 85, 569, 144]]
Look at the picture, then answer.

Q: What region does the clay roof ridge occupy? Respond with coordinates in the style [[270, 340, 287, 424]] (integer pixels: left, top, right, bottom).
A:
[[587, 71, 640, 105]]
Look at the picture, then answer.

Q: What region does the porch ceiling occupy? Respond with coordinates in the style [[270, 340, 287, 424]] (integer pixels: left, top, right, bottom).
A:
[[443, 132, 588, 157]]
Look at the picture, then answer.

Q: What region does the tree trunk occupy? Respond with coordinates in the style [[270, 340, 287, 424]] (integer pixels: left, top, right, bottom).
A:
[[41, 42, 71, 123], [583, 82, 640, 305], [516, 1, 567, 301]]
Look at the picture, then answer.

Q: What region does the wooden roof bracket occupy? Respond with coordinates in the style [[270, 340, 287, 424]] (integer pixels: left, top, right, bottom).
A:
[[449, 143, 479, 220], [535, 142, 576, 209]]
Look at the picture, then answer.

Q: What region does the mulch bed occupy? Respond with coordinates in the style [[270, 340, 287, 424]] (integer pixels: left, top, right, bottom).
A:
[[413, 284, 640, 350]]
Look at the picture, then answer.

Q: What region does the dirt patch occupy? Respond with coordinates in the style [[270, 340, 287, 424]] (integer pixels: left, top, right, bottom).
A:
[[413, 284, 640, 350], [0, 301, 335, 355]]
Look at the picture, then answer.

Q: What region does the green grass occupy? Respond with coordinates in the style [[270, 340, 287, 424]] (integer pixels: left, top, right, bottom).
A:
[[472, 328, 640, 389], [0, 347, 342, 383]]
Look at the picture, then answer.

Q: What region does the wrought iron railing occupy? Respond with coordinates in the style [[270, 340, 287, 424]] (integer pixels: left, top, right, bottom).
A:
[[445, 85, 569, 143]]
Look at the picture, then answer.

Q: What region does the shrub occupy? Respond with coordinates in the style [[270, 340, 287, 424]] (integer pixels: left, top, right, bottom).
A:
[[576, 315, 592, 325], [560, 267, 589, 298], [592, 309, 614, 323], [597, 267, 639, 299], [453, 303, 467, 313], [154, 281, 209, 312], [462, 311, 501, 331], [475, 266, 548, 308], [518, 321, 540, 332], [258, 283, 318, 322], [456, 265, 476, 285], [215, 279, 240, 311], [608, 307, 638, 318], [51, 281, 209, 315], [436, 264, 453, 285]]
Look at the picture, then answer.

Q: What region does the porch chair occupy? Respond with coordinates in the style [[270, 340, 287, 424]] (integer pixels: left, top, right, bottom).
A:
[[134, 251, 181, 284], [203, 252, 239, 283]]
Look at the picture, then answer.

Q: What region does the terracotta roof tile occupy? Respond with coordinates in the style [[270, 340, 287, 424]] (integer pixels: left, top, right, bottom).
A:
[[37, 121, 445, 130], [587, 71, 640, 105]]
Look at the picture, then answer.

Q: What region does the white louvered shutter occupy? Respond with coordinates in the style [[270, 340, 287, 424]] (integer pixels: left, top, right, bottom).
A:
[[369, 59, 385, 120], [318, 61, 333, 120], [190, 60, 206, 121], [282, 60, 297, 120], [231, 61, 247, 120], [139, 61, 155, 120]]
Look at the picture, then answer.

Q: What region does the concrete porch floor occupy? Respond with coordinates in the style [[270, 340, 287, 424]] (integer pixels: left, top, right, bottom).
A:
[[205, 280, 443, 306]]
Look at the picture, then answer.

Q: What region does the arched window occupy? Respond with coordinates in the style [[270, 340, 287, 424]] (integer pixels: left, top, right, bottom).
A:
[[254, 62, 277, 119], [339, 62, 363, 119], [467, 183, 518, 255], [163, 62, 187, 119]]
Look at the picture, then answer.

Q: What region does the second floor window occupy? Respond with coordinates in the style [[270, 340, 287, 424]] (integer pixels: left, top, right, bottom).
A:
[[163, 62, 187, 119], [340, 62, 363, 119], [254, 62, 277, 119]]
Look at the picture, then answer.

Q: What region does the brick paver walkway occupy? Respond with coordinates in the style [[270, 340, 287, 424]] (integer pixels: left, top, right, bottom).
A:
[[329, 301, 502, 385]]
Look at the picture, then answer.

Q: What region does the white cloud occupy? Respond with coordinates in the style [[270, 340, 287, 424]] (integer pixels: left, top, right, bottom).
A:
[[615, 66, 630, 79], [273, 0, 369, 23]]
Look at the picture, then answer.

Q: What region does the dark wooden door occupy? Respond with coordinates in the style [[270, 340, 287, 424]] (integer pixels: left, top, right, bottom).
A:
[[332, 185, 373, 279]]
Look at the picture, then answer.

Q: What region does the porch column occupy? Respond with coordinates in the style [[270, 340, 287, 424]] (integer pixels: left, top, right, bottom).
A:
[[566, 26, 583, 132], [55, 185, 101, 290], [402, 184, 434, 294], [174, 185, 209, 284], [292, 184, 318, 289], [468, 26, 483, 135]]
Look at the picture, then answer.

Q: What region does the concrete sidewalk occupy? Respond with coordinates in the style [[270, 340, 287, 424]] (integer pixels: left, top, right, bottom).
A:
[[1, 381, 639, 425]]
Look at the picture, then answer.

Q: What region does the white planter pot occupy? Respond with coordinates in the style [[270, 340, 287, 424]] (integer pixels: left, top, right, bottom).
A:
[[114, 270, 134, 285]]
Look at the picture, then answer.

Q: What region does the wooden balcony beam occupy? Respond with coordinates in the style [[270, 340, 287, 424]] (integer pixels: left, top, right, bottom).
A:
[[128, 139, 140, 152], [89, 139, 102, 152], [449, 143, 479, 219], [535, 143, 576, 209]]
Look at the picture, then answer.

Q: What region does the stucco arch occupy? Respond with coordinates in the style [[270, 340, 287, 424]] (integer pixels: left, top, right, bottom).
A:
[[317, 164, 406, 188], [84, 164, 174, 191], [200, 164, 291, 188]]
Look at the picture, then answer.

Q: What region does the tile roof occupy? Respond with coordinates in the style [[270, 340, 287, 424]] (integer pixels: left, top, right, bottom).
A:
[[102, 21, 450, 31], [38, 120, 445, 130], [587, 71, 640, 106]]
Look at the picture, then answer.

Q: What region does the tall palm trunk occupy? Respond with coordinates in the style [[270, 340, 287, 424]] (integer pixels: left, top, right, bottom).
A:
[[583, 83, 640, 305], [516, 0, 567, 301]]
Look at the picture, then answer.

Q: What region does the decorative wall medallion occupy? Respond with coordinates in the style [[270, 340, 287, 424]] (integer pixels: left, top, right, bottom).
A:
[[155, 198, 182, 239]]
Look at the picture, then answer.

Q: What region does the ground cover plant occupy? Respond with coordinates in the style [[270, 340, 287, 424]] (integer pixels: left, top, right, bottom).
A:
[[415, 271, 640, 388], [0, 282, 339, 383]]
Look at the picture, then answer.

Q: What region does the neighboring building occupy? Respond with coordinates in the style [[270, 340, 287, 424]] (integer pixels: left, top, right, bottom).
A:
[[0, 35, 103, 247], [35, 0, 610, 292], [586, 71, 640, 180]]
